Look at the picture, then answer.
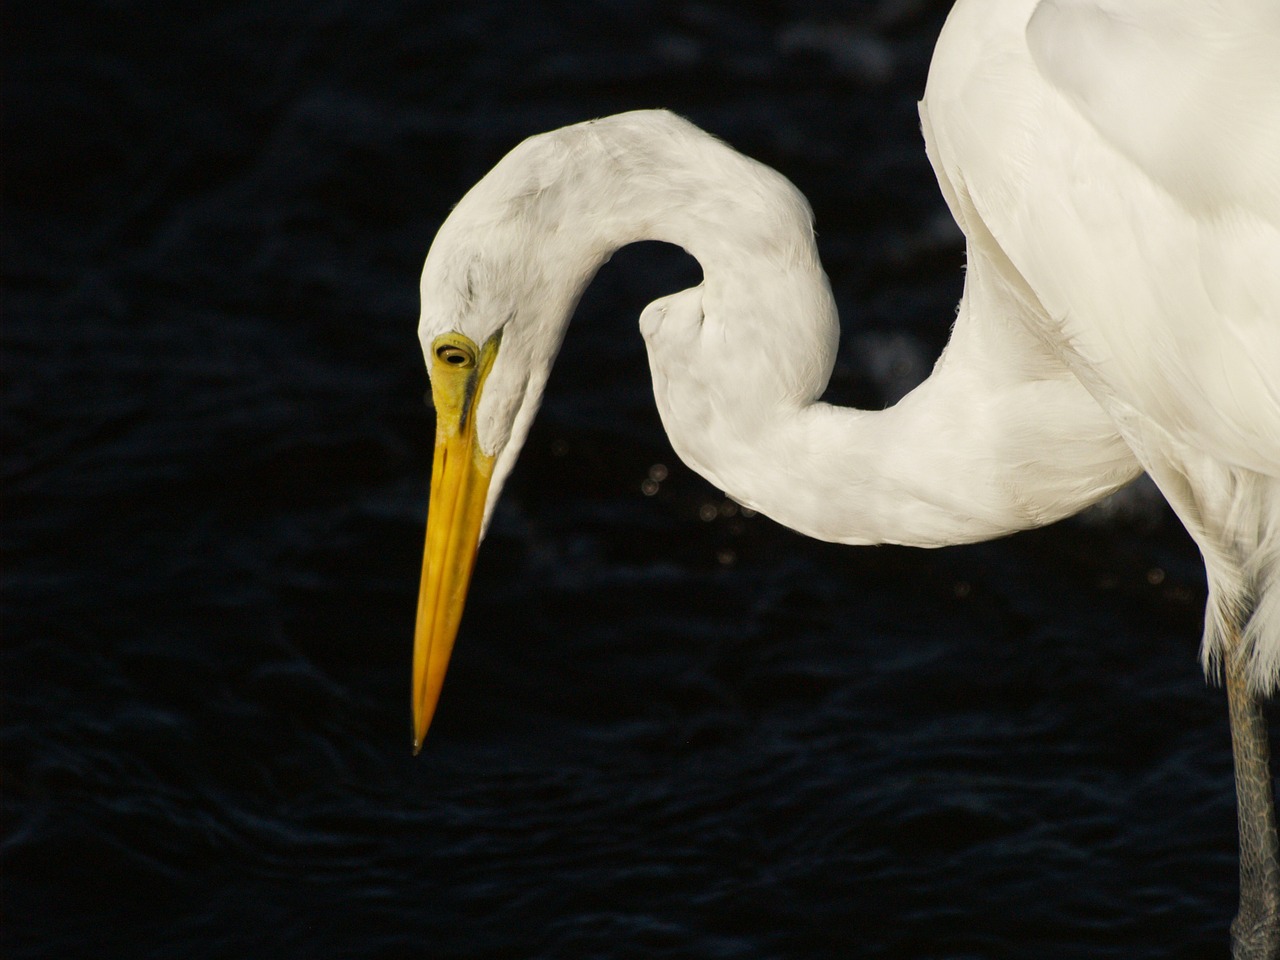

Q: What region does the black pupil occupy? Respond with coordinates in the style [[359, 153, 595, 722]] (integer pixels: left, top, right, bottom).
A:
[[442, 349, 468, 365]]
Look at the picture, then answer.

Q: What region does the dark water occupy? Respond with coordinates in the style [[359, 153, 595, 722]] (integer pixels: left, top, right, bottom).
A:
[[2, 2, 1259, 957]]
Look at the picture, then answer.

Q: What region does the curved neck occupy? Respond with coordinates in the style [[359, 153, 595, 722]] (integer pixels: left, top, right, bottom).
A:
[[431, 112, 1139, 548], [516, 113, 842, 401]]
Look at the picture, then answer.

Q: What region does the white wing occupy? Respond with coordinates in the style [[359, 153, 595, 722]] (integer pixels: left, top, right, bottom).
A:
[[921, 0, 1280, 476]]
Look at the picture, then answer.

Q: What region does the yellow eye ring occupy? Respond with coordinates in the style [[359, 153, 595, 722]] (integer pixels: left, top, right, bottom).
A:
[[435, 343, 475, 368]]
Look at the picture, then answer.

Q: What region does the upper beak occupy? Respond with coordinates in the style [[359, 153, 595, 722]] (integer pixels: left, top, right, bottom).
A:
[[412, 331, 501, 752]]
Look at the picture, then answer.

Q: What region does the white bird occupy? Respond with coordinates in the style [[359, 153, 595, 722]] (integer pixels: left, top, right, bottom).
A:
[[410, 0, 1280, 953]]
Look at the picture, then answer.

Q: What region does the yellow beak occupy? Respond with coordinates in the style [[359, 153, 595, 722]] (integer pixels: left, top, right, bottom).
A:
[[413, 330, 501, 752]]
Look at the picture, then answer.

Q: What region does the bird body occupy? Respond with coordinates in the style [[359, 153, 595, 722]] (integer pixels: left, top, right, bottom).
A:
[[921, 0, 1280, 684], [412, 0, 1280, 951]]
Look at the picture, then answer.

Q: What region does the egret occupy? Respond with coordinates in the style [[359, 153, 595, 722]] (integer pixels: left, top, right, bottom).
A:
[[410, 0, 1280, 952]]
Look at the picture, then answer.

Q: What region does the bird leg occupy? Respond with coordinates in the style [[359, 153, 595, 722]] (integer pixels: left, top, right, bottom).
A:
[[1227, 645, 1280, 960]]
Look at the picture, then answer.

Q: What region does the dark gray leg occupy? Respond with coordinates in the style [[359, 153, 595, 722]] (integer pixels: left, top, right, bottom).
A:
[[1227, 649, 1280, 960]]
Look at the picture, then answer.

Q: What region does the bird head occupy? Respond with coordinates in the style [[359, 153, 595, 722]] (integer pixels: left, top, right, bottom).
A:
[[410, 132, 598, 751], [407, 109, 836, 750]]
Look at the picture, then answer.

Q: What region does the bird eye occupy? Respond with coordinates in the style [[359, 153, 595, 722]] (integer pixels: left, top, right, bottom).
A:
[[436, 344, 474, 368]]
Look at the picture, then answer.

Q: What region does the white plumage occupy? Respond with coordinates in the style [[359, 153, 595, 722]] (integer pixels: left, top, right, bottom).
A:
[[412, 0, 1280, 951], [921, 0, 1280, 685]]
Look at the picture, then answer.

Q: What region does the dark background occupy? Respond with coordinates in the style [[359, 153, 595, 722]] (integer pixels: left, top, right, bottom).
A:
[[2, 1, 1250, 957]]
